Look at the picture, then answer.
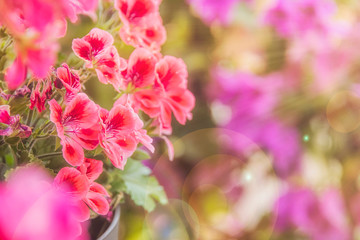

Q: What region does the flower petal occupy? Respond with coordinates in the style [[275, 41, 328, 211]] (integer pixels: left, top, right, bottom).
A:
[[72, 38, 92, 61], [78, 158, 103, 182], [84, 28, 114, 56], [48, 99, 64, 136], [5, 57, 27, 90], [101, 141, 127, 169], [75, 127, 100, 150], [62, 137, 85, 166], [84, 192, 109, 215], [90, 182, 109, 197], [54, 167, 89, 198], [167, 89, 195, 125], [126, 48, 156, 88], [155, 55, 188, 90], [63, 93, 99, 129], [106, 104, 138, 132], [77, 200, 90, 222], [56, 64, 81, 94]]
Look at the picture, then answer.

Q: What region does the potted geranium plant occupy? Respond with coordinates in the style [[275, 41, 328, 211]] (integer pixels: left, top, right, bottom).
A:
[[0, 0, 195, 239]]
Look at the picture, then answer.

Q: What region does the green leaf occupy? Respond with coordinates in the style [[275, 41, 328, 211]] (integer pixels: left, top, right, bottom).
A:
[[130, 149, 151, 161], [4, 153, 14, 167], [109, 159, 168, 212], [17, 150, 31, 165]]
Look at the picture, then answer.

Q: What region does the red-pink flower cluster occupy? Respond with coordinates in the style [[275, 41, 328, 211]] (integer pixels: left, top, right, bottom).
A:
[[0, 0, 195, 237], [49, 93, 153, 169], [54, 158, 110, 220], [129, 54, 195, 135], [72, 29, 195, 136]]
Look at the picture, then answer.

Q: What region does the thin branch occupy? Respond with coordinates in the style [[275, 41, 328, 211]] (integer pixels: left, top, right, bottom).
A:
[[36, 152, 62, 159]]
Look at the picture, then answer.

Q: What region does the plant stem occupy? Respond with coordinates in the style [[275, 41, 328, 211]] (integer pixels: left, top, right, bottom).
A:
[[36, 152, 62, 159], [28, 139, 37, 153], [8, 145, 17, 167], [37, 121, 52, 135], [26, 109, 34, 126]]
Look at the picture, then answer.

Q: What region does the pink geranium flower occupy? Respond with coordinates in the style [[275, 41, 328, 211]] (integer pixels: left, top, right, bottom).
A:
[[134, 56, 195, 133], [56, 63, 81, 100], [54, 159, 110, 220], [120, 48, 157, 89], [99, 104, 154, 169], [119, 13, 166, 52], [95, 46, 127, 89], [72, 28, 115, 66], [115, 0, 166, 51], [49, 93, 100, 166], [77, 158, 104, 182], [72, 28, 127, 89], [115, 0, 158, 26], [263, 0, 336, 38], [0, 166, 86, 240]]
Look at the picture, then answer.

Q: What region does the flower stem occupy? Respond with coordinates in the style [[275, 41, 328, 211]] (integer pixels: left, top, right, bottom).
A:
[[37, 121, 52, 135], [26, 109, 34, 126], [36, 152, 62, 159], [8, 145, 17, 167]]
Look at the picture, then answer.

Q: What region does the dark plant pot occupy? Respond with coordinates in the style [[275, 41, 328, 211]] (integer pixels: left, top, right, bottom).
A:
[[90, 206, 121, 240]]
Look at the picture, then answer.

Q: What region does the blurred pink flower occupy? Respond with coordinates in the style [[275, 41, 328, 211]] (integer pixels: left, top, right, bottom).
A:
[[186, 0, 247, 26], [210, 67, 302, 178], [0, 166, 86, 240], [115, 0, 166, 51], [275, 187, 350, 240], [264, 0, 336, 38], [0, 0, 98, 90], [4, 57, 27, 91], [64, 0, 98, 23], [119, 13, 166, 52]]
